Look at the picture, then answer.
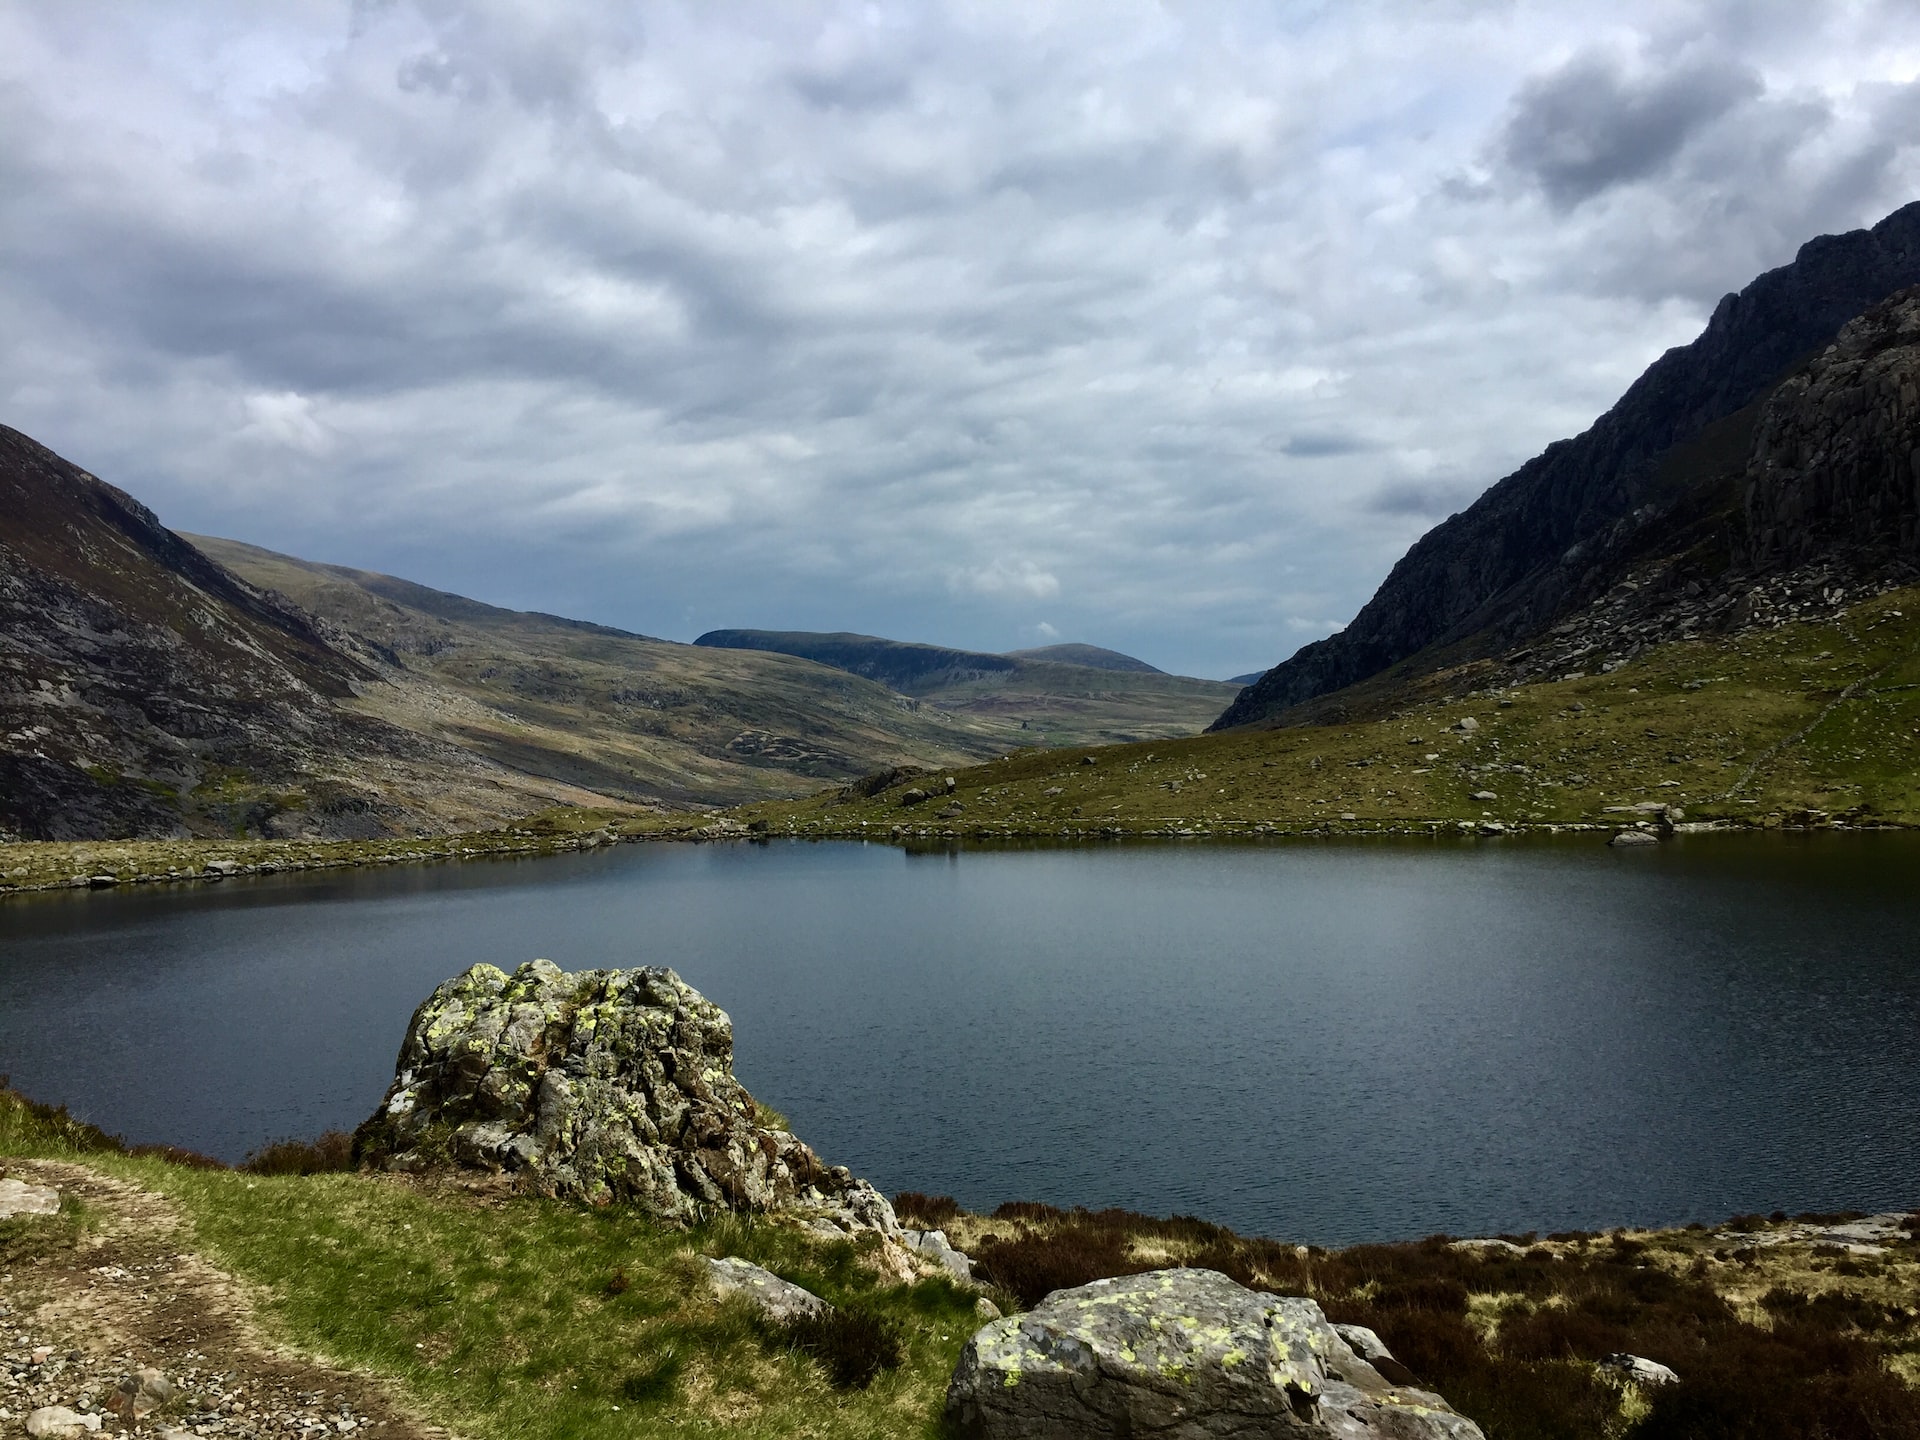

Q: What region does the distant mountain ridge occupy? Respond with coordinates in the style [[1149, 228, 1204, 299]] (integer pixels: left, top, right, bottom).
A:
[[694, 630, 1017, 692], [1217, 200, 1920, 729], [1004, 643, 1164, 674], [693, 628, 1240, 745]]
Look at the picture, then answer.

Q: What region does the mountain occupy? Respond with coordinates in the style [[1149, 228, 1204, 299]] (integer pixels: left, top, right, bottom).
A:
[[1227, 673, 1263, 686], [693, 630, 1241, 746], [1217, 201, 1920, 730], [0, 425, 605, 840], [190, 539, 1011, 809], [1002, 643, 1163, 674]]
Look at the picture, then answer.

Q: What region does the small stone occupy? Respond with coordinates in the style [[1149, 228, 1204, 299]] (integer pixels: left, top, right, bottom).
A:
[[26, 1407, 102, 1438], [1609, 830, 1660, 846], [1471, 790, 1498, 801], [974, 1296, 1003, 1320]]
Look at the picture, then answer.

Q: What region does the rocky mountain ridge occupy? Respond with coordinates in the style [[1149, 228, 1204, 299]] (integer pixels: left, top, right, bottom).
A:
[[0, 425, 600, 841], [1218, 201, 1920, 730]]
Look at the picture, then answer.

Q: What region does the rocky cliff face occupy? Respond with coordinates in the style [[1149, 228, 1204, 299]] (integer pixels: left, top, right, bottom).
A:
[[355, 959, 899, 1232], [0, 425, 379, 838], [1743, 287, 1920, 568], [1218, 201, 1920, 730]]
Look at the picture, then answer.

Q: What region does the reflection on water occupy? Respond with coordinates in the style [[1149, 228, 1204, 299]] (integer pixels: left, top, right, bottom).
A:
[[2, 834, 1916, 1245]]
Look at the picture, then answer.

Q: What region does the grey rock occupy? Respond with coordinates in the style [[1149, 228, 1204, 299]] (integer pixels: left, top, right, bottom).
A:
[[356, 959, 897, 1231], [903, 1227, 975, 1282], [704, 1256, 828, 1321], [1609, 830, 1660, 846], [0, 1178, 60, 1219], [1333, 1324, 1394, 1366], [1600, 1353, 1679, 1387], [975, 1296, 1004, 1320], [1469, 790, 1498, 802], [945, 1267, 1485, 1439], [25, 1408, 102, 1438]]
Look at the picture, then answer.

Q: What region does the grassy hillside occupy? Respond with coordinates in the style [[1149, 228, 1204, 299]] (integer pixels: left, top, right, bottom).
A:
[[192, 537, 1016, 808], [743, 586, 1920, 837]]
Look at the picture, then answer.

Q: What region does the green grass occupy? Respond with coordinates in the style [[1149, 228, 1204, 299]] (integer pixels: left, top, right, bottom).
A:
[[0, 1088, 979, 1440], [6, 1089, 1919, 1439], [744, 586, 1920, 837]]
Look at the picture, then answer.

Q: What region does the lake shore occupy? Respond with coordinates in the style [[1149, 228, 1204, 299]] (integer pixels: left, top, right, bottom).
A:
[[2, 804, 1905, 901]]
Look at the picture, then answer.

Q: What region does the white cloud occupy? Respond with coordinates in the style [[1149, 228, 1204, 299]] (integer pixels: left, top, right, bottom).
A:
[[949, 559, 1061, 601], [240, 391, 331, 454], [3, 1, 1919, 680]]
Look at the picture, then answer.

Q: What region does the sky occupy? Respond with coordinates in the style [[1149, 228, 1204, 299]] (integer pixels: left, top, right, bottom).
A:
[[5, 3, 1920, 680]]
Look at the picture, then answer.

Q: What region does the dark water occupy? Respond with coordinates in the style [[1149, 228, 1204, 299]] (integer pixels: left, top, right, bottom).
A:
[[2, 835, 1916, 1246]]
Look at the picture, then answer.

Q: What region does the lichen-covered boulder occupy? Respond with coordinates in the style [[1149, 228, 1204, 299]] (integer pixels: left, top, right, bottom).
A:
[[945, 1268, 1485, 1439], [355, 959, 897, 1231]]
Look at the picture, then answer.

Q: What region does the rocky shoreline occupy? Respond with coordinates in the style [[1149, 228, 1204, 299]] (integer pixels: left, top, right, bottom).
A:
[[2, 806, 1907, 903]]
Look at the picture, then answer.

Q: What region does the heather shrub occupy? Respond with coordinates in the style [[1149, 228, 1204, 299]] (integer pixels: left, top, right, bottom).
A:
[[242, 1131, 355, 1175]]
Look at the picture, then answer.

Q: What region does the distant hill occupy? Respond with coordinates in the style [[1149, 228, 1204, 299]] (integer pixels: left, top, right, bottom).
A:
[[1218, 201, 1920, 730], [0, 425, 602, 840], [1227, 673, 1262, 686], [1003, 643, 1162, 674], [694, 629, 1241, 747]]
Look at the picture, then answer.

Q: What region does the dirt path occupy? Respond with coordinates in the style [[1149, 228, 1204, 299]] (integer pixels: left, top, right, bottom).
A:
[[1, 1160, 455, 1440]]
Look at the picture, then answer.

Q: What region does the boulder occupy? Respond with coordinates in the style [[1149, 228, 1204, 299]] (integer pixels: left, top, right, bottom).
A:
[[1609, 830, 1660, 847], [704, 1256, 828, 1321], [356, 959, 897, 1231], [1600, 1353, 1679, 1387], [0, 1177, 60, 1219], [945, 1267, 1485, 1439]]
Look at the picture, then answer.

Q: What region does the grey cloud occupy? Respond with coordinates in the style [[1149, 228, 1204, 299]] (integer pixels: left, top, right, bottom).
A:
[[1270, 432, 1371, 459], [5, 2, 1920, 681], [1501, 50, 1763, 208]]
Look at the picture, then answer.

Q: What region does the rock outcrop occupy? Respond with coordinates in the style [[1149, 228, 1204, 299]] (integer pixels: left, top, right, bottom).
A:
[[945, 1267, 1485, 1439], [1218, 201, 1920, 730], [1743, 287, 1920, 567], [355, 959, 898, 1232]]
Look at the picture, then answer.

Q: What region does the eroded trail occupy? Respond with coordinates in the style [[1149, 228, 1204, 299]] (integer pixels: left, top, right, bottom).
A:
[[1, 1159, 454, 1440]]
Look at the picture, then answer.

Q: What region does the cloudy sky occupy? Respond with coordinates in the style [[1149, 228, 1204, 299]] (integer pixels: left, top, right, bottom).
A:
[[5, 2, 1920, 679]]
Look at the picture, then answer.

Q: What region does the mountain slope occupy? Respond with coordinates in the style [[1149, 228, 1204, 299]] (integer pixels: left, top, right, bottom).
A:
[[1003, 643, 1164, 673], [192, 539, 1016, 807], [693, 629, 1241, 746], [1218, 200, 1920, 730], [0, 425, 604, 840]]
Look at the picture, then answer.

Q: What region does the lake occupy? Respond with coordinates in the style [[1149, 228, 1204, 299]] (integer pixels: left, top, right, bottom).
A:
[[1, 834, 1916, 1246]]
